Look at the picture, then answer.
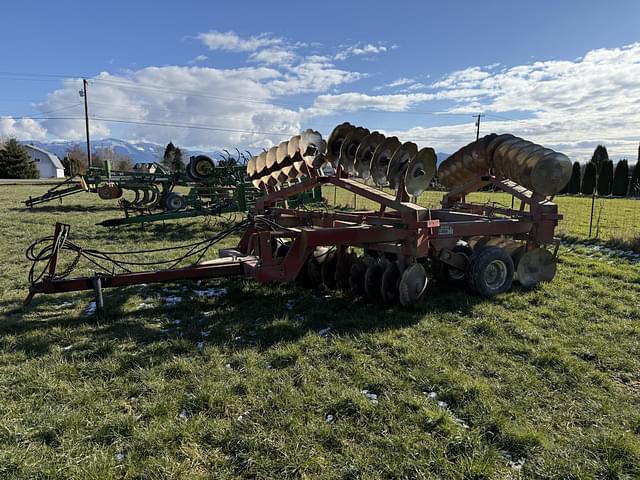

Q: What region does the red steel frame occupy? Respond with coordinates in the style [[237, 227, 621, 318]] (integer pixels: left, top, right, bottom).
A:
[[27, 166, 561, 302]]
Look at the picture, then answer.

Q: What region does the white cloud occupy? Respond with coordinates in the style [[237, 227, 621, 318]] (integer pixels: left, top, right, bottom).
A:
[[249, 48, 297, 66], [267, 57, 365, 96], [3, 36, 639, 161], [188, 54, 208, 65], [421, 42, 640, 159], [0, 117, 48, 140], [304, 92, 435, 118], [335, 43, 388, 61], [197, 30, 282, 52]]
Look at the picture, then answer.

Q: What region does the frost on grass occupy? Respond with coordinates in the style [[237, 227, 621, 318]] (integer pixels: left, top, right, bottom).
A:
[[361, 390, 379, 404], [502, 451, 525, 470], [237, 411, 249, 422], [165, 295, 183, 305], [193, 287, 227, 298], [84, 302, 96, 316], [55, 301, 74, 309], [319, 327, 331, 338]]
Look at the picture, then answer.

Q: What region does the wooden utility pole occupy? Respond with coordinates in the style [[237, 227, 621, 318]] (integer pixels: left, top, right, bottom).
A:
[[81, 79, 92, 168], [473, 114, 484, 141]]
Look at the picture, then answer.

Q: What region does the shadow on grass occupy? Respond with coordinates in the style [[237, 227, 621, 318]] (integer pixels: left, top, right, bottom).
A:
[[15, 203, 120, 213], [1, 275, 484, 360]]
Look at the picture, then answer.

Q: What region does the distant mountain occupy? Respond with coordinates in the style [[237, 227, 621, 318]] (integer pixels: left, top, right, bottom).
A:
[[23, 138, 451, 167], [22, 138, 221, 165]]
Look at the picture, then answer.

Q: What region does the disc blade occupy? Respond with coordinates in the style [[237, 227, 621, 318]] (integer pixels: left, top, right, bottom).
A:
[[517, 248, 557, 287], [405, 147, 437, 196]]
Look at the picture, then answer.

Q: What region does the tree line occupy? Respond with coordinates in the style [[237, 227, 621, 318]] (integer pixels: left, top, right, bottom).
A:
[[560, 144, 640, 197]]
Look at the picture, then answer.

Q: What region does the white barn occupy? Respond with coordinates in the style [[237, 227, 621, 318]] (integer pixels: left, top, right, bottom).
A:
[[22, 144, 65, 178]]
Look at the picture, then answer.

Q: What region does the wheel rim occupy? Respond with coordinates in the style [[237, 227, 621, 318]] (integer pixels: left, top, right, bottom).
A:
[[484, 259, 508, 290]]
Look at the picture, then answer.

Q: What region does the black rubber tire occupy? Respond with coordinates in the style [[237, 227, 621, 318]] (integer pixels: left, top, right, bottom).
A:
[[433, 243, 473, 286], [466, 246, 514, 298], [190, 155, 216, 180], [163, 192, 187, 212]]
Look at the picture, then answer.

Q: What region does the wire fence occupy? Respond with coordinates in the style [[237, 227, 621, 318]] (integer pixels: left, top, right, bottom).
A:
[[322, 186, 640, 249]]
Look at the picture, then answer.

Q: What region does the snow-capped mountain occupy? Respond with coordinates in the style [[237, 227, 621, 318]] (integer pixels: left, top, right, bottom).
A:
[[22, 138, 450, 166], [22, 138, 221, 164]]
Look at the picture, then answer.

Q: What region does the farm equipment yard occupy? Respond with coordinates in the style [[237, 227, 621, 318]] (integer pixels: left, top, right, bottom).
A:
[[1, 178, 639, 478]]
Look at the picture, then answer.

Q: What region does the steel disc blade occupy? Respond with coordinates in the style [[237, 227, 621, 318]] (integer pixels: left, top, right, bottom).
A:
[[246, 155, 257, 178], [265, 146, 278, 172], [287, 135, 301, 158], [335, 251, 356, 291], [364, 259, 387, 300], [387, 141, 418, 190], [517, 248, 557, 287], [326, 122, 355, 167], [405, 147, 437, 196], [349, 257, 370, 296], [299, 129, 325, 168], [371, 136, 401, 186], [486, 133, 516, 164], [355, 132, 385, 179], [339, 127, 370, 174], [276, 141, 291, 167], [321, 250, 338, 289], [255, 151, 268, 177], [307, 257, 322, 286], [381, 261, 401, 304], [530, 152, 572, 196], [399, 264, 428, 307]]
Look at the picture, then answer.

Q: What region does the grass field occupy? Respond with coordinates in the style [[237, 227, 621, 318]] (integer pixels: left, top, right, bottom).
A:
[[1, 184, 640, 479], [326, 187, 640, 249]]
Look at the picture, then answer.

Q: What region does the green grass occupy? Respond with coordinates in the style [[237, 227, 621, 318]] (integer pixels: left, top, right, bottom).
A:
[[1, 185, 640, 479], [325, 186, 640, 248]]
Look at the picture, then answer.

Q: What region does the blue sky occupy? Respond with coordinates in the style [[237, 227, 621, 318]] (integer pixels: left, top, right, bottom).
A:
[[1, 0, 640, 159]]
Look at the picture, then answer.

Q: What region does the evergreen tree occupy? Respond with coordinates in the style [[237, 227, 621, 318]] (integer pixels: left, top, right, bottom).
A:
[[0, 139, 39, 179], [612, 159, 629, 196], [630, 162, 640, 197], [162, 141, 176, 166], [596, 160, 613, 195], [591, 145, 609, 173], [170, 147, 184, 172], [581, 162, 597, 194], [567, 161, 581, 194]]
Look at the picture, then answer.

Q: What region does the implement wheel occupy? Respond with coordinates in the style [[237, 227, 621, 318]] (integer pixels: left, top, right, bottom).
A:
[[466, 246, 514, 297], [434, 243, 473, 286], [163, 192, 187, 212]]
